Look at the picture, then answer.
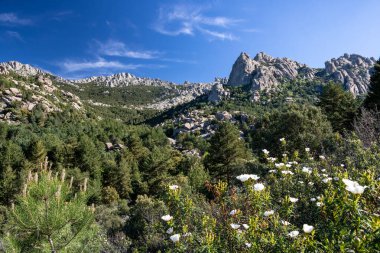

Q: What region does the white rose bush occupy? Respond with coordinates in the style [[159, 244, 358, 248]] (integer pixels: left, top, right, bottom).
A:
[[159, 144, 379, 252]]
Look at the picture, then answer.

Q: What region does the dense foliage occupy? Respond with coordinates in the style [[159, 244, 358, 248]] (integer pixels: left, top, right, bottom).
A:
[[0, 71, 379, 252]]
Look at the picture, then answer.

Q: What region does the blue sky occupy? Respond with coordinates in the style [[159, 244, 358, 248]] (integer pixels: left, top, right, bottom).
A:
[[1, 0, 380, 83]]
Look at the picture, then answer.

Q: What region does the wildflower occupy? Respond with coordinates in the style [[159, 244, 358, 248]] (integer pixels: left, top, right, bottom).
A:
[[289, 197, 298, 203], [342, 179, 367, 194], [281, 170, 294, 175], [267, 157, 277, 162], [308, 182, 314, 186], [281, 220, 291, 226], [275, 163, 285, 168], [340, 164, 345, 167], [245, 242, 252, 248], [264, 210, 274, 217], [303, 224, 314, 233], [319, 155, 326, 160], [229, 209, 238, 216], [170, 234, 180, 243], [230, 223, 241, 229], [310, 198, 316, 202], [262, 149, 269, 155], [316, 202, 323, 207], [298, 181, 304, 184], [169, 185, 179, 190], [302, 167, 312, 174], [322, 177, 332, 183], [183, 232, 192, 237], [285, 164, 292, 168], [305, 147, 310, 152], [236, 174, 260, 182], [166, 227, 173, 234], [288, 231, 299, 238], [269, 169, 277, 173], [280, 137, 285, 142], [242, 224, 249, 229], [253, 183, 265, 191], [161, 215, 173, 221], [283, 153, 287, 157]]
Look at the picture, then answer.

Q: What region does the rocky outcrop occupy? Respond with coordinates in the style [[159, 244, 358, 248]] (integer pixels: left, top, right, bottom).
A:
[[227, 52, 376, 95], [227, 52, 315, 90], [72, 72, 176, 88], [208, 82, 230, 103], [324, 54, 376, 95], [0, 61, 46, 76]]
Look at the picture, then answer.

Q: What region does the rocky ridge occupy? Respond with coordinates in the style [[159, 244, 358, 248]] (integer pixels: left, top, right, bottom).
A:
[[227, 52, 376, 95]]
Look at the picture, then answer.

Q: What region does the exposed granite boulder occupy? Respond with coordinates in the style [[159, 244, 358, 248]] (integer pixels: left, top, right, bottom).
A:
[[0, 61, 45, 76], [208, 82, 230, 103], [324, 54, 376, 95], [227, 52, 376, 96]]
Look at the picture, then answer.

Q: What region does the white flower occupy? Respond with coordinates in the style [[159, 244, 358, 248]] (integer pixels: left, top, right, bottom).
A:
[[166, 227, 173, 234], [305, 147, 310, 152], [308, 182, 314, 186], [321, 169, 326, 172], [262, 149, 270, 155], [340, 164, 345, 167], [281, 220, 291, 226], [275, 163, 285, 168], [342, 179, 367, 194], [230, 223, 241, 229], [242, 224, 249, 229], [264, 210, 274, 217], [310, 198, 316, 202], [280, 137, 285, 142], [170, 234, 180, 243], [236, 174, 260, 182], [285, 163, 292, 168], [289, 197, 298, 203], [288, 230, 299, 238], [319, 155, 326, 160], [282, 153, 287, 157], [229, 209, 238, 216], [245, 242, 252, 248], [322, 177, 332, 183], [281, 170, 294, 175], [161, 215, 173, 221], [302, 167, 312, 174], [316, 202, 323, 207], [253, 183, 265, 191], [269, 169, 277, 173], [303, 224, 314, 233], [267, 157, 277, 162], [169, 185, 179, 190], [298, 181, 304, 184], [183, 232, 192, 237]]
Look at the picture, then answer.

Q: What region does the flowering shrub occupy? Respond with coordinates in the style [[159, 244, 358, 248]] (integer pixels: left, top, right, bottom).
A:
[[160, 143, 380, 252]]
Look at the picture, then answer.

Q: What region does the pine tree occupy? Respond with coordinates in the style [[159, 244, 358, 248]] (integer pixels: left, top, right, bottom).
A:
[[205, 122, 249, 182], [28, 139, 46, 164], [3, 160, 100, 252], [364, 58, 380, 109], [318, 82, 358, 131]]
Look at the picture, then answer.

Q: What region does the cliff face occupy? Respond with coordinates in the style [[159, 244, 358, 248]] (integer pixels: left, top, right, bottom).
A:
[[227, 52, 376, 95]]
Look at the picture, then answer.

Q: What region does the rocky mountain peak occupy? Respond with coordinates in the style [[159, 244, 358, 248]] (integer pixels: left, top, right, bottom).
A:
[[0, 61, 46, 77], [227, 52, 376, 95]]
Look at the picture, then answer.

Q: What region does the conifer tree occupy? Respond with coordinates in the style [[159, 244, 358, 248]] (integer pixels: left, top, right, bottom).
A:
[[364, 58, 380, 109], [205, 122, 249, 182], [3, 159, 100, 252], [318, 82, 358, 131]]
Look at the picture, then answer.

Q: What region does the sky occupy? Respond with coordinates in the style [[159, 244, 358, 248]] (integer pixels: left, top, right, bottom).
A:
[[1, 0, 380, 83]]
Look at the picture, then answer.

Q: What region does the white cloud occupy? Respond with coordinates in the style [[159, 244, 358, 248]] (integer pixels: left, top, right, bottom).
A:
[[153, 4, 240, 41], [0, 13, 32, 26], [62, 58, 141, 72], [96, 40, 160, 59], [5, 31, 23, 41]]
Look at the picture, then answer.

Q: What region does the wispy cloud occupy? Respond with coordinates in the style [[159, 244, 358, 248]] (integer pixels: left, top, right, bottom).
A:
[[153, 4, 240, 41], [96, 40, 160, 59], [5, 31, 24, 41], [62, 58, 141, 72], [0, 13, 32, 26]]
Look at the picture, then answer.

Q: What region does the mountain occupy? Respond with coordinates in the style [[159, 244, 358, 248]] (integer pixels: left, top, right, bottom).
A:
[[227, 52, 376, 95]]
